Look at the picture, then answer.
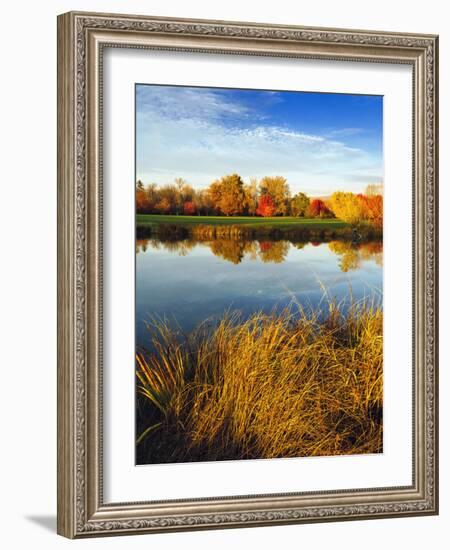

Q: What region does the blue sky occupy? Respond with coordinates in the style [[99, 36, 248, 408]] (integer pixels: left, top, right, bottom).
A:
[[136, 84, 383, 196]]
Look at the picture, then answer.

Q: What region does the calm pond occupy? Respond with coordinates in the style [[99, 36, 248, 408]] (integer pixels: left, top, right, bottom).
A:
[[135, 237, 382, 351]]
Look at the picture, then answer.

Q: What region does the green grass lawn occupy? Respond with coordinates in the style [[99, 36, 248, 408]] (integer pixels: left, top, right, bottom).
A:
[[136, 214, 349, 229]]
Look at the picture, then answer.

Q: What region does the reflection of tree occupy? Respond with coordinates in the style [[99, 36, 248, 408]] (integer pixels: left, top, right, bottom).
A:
[[328, 241, 360, 272], [138, 235, 382, 269], [209, 239, 253, 264], [258, 241, 290, 263], [209, 239, 289, 264], [136, 238, 196, 256], [328, 240, 383, 272], [159, 240, 196, 256], [136, 239, 148, 254], [359, 241, 383, 267], [137, 236, 292, 264]]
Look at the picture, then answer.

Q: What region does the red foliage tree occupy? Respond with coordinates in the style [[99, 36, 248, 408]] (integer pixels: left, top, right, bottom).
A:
[[308, 198, 331, 218], [256, 194, 276, 217], [183, 201, 196, 215]]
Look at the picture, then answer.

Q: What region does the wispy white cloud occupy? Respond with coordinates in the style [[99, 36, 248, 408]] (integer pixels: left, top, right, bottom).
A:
[[137, 86, 253, 122], [324, 127, 364, 138], [136, 86, 383, 195]]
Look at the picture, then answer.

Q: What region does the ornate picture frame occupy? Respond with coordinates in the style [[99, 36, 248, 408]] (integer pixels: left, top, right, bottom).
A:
[[57, 11, 438, 538]]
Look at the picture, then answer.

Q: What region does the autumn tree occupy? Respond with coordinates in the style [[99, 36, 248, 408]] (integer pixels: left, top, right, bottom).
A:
[[307, 198, 332, 218], [219, 174, 245, 215], [172, 177, 196, 214], [206, 180, 223, 213], [195, 189, 214, 215], [136, 190, 149, 212], [151, 184, 176, 214], [369, 194, 383, 228], [256, 194, 276, 217], [206, 173, 246, 216], [183, 201, 196, 215], [243, 177, 259, 216], [145, 183, 158, 210], [154, 197, 171, 214], [327, 192, 365, 225], [358, 194, 383, 228], [136, 181, 150, 213], [136, 181, 158, 213], [259, 176, 290, 216], [290, 192, 310, 217]]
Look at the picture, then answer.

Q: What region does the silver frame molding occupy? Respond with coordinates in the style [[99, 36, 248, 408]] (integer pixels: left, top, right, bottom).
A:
[[57, 11, 439, 538]]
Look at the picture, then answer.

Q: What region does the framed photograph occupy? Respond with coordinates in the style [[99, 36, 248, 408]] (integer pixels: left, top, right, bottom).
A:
[[57, 11, 439, 538]]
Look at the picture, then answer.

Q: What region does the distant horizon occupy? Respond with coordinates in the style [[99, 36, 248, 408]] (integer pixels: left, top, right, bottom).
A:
[[136, 84, 383, 197]]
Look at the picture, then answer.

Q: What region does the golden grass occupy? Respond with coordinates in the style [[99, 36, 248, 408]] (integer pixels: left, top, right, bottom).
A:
[[136, 301, 383, 463]]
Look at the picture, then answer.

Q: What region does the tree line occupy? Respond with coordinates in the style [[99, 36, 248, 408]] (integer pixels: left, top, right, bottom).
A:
[[136, 174, 383, 227]]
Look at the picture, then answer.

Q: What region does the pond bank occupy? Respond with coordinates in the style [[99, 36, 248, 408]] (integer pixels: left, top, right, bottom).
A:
[[137, 221, 382, 242]]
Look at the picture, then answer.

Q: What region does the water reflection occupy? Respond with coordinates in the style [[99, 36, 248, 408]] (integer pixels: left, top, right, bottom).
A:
[[136, 237, 383, 272], [136, 236, 383, 348]]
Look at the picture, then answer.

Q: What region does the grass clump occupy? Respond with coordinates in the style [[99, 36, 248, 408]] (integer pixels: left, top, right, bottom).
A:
[[136, 301, 383, 464]]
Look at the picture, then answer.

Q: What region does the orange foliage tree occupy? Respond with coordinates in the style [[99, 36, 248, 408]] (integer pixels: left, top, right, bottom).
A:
[[207, 174, 246, 216], [136, 189, 151, 213], [358, 194, 383, 228]]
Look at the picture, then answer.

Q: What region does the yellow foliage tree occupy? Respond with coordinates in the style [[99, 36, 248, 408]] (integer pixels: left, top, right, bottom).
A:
[[327, 191, 365, 225]]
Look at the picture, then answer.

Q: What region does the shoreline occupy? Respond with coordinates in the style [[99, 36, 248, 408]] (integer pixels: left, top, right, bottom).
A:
[[137, 221, 382, 243], [136, 215, 382, 242]]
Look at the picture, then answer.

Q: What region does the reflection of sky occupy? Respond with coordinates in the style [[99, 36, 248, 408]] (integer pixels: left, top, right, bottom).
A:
[[136, 241, 382, 349]]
